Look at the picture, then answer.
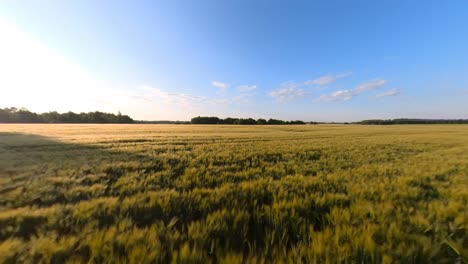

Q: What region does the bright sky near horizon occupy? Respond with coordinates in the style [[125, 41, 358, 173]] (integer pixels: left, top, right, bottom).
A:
[[1, 1, 467, 121]]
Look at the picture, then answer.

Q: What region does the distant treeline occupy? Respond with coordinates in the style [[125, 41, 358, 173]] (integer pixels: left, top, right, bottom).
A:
[[4, 107, 466, 125], [136, 120, 190, 124], [0, 107, 134, 123], [191, 116, 313, 125], [358, 118, 468, 125]]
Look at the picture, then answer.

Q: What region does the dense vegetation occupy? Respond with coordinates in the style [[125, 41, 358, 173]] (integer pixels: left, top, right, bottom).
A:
[[0, 124, 467, 263], [0, 107, 134, 123], [191, 116, 309, 125], [359, 118, 468, 125], [136, 120, 191, 124]]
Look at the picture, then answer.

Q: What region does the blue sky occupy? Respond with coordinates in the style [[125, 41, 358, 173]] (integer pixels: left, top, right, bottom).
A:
[[1, 1, 467, 121]]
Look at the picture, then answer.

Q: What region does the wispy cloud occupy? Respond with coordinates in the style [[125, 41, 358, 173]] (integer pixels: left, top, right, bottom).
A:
[[132, 85, 256, 108], [316, 79, 386, 102], [212, 81, 230, 90], [268, 81, 306, 102], [376, 88, 400, 98], [353, 79, 386, 93], [237, 84, 257, 92], [267, 72, 350, 103], [305, 72, 351, 86], [131, 85, 208, 107], [233, 92, 255, 103], [317, 90, 354, 101]]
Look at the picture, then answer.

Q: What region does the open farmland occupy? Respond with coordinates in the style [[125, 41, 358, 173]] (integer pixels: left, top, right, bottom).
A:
[[0, 124, 467, 263]]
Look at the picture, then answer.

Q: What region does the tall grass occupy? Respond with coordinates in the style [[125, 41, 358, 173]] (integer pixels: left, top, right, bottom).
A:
[[0, 124, 467, 263]]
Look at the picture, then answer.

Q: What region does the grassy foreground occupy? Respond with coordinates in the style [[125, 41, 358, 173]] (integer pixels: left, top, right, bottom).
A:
[[0, 124, 467, 263]]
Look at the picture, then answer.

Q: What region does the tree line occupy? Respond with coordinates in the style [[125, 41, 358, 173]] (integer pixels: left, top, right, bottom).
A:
[[358, 118, 468, 125], [135, 120, 190, 124], [190, 116, 313, 125], [4, 107, 465, 125], [0, 107, 134, 123]]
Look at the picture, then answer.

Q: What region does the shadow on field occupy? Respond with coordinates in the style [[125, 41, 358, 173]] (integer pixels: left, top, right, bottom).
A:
[[0, 131, 147, 172], [0, 131, 149, 158], [0, 132, 165, 208]]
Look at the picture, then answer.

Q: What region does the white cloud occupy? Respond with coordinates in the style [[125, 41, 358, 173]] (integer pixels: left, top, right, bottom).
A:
[[237, 84, 257, 92], [353, 79, 386, 93], [131, 85, 208, 107], [317, 90, 354, 101], [376, 88, 400, 98], [316, 79, 386, 102], [268, 82, 306, 102], [212, 81, 230, 90], [131, 85, 254, 107], [305, 72, 351, 86], [306, 75, 335, 85]]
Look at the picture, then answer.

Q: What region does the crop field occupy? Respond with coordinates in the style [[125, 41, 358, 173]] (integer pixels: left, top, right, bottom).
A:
[[0, 124, 467, 263]]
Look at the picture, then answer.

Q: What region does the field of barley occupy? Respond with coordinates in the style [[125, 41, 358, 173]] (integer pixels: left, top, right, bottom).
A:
[[0, 124, 467, 263]]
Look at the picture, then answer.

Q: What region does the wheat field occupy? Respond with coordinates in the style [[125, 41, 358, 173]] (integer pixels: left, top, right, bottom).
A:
[[0, 124, 467, 263]]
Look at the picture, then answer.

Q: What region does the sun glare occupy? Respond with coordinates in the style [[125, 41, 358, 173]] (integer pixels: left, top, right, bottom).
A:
[[0, 18, 115, 113]]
